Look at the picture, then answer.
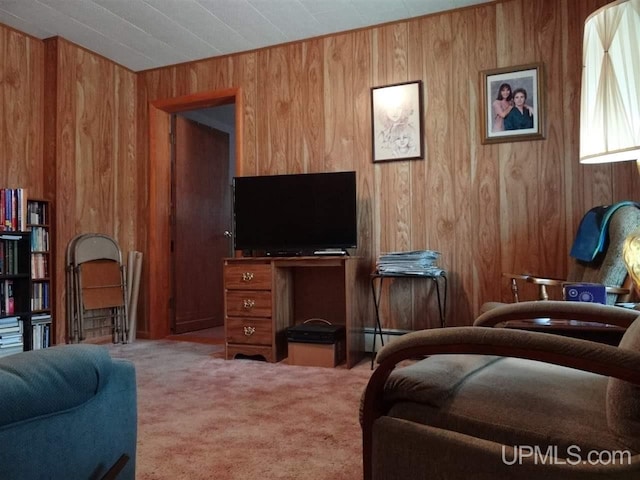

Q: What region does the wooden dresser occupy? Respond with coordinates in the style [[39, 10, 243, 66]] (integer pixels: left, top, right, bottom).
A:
[[224, 259, 289, 362], [223, 256, 366, 367]]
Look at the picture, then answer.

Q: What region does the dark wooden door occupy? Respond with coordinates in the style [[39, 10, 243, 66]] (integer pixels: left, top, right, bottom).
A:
[[172, 115, 231, 333]]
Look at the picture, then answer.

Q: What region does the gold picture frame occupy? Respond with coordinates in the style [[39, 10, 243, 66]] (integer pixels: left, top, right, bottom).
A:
[[481, 63, 545, 144]]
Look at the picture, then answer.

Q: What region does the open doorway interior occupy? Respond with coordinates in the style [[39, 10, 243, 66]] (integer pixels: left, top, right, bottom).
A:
[[171, 104, 236, 336]]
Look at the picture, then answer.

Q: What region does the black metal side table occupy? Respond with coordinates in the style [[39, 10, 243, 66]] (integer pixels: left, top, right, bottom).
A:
[[370, 271, 447, 369]]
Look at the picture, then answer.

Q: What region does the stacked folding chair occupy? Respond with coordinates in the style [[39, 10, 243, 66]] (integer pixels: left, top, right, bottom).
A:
[[66, 234, 128, 343]]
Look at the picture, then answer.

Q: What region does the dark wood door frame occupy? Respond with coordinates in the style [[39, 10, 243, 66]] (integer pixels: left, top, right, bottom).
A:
[[148, 88, 243, 339]]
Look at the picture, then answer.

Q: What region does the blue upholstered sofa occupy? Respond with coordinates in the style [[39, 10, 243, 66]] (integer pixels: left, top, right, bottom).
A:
[[0, 344, 137, 480]]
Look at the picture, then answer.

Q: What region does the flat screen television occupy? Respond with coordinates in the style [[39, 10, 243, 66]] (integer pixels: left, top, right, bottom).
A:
[[233, 171, 357, 256]]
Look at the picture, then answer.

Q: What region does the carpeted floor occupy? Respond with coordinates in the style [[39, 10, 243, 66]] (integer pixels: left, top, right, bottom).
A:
[[107, 339, 374, 480]]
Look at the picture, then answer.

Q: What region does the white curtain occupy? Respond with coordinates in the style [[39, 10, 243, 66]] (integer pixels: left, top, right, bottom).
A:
[[580, 0, 640, 163]]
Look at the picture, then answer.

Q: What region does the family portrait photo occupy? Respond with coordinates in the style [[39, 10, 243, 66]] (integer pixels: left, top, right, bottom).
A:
[[481, 63, 545, 144]]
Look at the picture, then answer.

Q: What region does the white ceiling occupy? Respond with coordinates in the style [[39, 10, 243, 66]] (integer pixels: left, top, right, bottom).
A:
[[0, 0, 493, 72]]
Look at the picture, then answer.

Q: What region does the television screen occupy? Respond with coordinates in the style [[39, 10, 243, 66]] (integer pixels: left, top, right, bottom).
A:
[[233, 171, 357, 255]]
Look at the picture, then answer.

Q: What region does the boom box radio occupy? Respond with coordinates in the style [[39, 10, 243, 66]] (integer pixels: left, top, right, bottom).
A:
[[286, 322, 345, 344], [287, 321, 346, 367]]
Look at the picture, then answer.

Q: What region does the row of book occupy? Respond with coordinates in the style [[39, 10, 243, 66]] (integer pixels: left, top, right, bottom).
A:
[[0, 238, 21, 275], [1, 279, 15, 315], [32, 253, 49, 279], [376, 250, 445, 276], [31, 282, 50, 311], [32, 313, 52, 350], [30, 226, 49, 252], [27, 201, 47, 226], [0, 188, 27, 232]]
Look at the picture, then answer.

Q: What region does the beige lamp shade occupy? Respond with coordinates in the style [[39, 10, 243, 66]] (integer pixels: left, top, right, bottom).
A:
[[580, 0, 640, 164], [580, 0, 640, 300]]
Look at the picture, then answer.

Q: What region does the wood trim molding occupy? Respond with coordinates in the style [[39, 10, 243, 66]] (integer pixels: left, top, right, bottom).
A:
[[147, 88, 242, 338]]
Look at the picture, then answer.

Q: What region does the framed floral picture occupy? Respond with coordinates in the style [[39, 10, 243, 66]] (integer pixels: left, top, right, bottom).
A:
[[481, 63, 545, 144], [371, 80, 424, 162]]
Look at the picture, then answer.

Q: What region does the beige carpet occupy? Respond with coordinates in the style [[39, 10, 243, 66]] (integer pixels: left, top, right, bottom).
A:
[[108, 339, 373, 480]]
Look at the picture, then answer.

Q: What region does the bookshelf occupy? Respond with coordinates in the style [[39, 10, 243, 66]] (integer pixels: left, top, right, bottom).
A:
[[1, 188, 29, 356], [0, 230, 31, 357], [27, 199, 53, 349]]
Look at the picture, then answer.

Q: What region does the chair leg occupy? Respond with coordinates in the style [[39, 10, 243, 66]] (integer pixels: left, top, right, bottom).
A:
[[510, 278, 520, 302], [538, 284, 549, 301], [100, 454, 129, 480]]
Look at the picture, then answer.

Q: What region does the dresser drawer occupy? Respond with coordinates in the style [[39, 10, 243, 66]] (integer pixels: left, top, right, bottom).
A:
[[224, 263, 272, 290], [225, 290, 272, 317], [226, 317, 272, 345]]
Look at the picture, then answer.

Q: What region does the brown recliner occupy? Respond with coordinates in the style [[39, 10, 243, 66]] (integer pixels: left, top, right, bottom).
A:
[[361, 301, 640, 480]]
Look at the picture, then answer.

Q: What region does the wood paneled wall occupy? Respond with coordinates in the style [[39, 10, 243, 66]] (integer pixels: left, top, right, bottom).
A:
[[2, 0, 638, 342], [138, 0, 639, 332], [0, 27, 44, 196], [42, 38, 137, 344]]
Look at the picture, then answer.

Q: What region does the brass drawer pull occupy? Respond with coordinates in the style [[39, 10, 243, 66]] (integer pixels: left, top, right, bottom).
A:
[[243, 299, 255, 309], [243, 326, 256, 336], [242, 272, 254, 282]]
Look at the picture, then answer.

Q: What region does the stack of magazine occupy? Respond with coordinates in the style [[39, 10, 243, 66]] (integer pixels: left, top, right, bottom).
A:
[[376, 250, 444, 276]]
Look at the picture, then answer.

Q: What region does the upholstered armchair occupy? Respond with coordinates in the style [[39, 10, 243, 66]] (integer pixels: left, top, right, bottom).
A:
[[361, 302, 640, 480], [483, 203, 640, 312], [0, 344, 137, 480]]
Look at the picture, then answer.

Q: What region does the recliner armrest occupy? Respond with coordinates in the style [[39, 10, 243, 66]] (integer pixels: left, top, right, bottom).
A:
[[0, 344, 114, 427], [374, 327, 640, 385], [474, 300, 640, 329]]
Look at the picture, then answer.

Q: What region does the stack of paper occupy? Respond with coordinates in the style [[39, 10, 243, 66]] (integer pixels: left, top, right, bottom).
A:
[[376, 250, 444, 276]]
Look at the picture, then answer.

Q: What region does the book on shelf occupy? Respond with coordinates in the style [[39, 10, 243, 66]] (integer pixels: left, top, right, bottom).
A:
[[0, 332, 23, 345], [31, 253, 48, 279], [1, 279, 15, 315], [32, 324, 49, 349], [0, 323, 22, 335], [0, 315, 20, 326], [31, 282, 50, 311], [0, 188, 27, 232], [31, 314, 51, 349], [30, 226, 49, 252], [31, 313, 52, 324], [27, 200, 47, 226], [0, 329, 24, 353], [0, 343, 23, 357], [0, 240, 20, 275]]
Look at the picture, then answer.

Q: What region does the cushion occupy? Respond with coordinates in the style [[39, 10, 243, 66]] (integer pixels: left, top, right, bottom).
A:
[[384, 353, 636, 454], [0, 344, 113, 426]]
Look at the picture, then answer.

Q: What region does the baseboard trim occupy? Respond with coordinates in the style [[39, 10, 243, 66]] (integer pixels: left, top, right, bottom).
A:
[[363, 327, 411, 353]]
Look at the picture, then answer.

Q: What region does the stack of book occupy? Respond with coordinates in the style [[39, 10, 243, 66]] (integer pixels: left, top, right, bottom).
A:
[[0, 315, 23, 357], [376, 250, 444, 276]]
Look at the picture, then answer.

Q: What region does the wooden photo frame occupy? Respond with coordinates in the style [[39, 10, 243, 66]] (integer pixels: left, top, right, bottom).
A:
[[481, 63, 545, 144], [371, 80, 424, 162]]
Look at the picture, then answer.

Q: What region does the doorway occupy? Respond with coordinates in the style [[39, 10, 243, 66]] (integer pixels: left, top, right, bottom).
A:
[[148, 88, 243, 339], [171, 113, 233, 333]]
